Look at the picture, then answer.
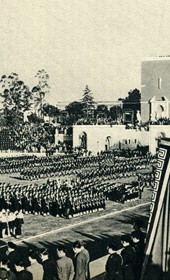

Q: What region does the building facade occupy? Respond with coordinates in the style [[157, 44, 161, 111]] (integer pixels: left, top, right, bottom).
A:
[[73, 125, 149, 154], [141, 57, 170, 122]]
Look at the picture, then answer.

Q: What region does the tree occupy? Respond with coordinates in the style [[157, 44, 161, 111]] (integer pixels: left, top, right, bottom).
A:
[[27, 112, 43, 125], [35, 69, 50, 96], [81, 85, 95, 118], [0, 73, 32, 126], [65, 101, 84, 123], [32, 70, 50, 118], [110, 106, 123, 121], [123, 88, 141, 112], [122, 88, 141, 124], [95, 104, 109, 118], [43, 103, 60, 122]]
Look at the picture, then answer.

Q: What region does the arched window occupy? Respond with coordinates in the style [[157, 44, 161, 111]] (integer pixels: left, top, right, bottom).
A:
[[156, 105, 164, 119], [79, 132, 87, 149], [105, 136, 112, 150]]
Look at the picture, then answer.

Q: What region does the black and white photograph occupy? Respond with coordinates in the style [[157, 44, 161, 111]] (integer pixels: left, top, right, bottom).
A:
[[0, 1, 169, 279]]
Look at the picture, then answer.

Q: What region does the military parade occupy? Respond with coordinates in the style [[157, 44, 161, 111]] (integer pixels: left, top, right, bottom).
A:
[[0, 0, 170, 278], [0, 149, 156, 243]]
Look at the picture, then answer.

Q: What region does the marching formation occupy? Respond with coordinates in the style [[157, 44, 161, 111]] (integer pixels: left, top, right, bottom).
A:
[[19, 153, 156, 180], [0, 150, 156, 241]]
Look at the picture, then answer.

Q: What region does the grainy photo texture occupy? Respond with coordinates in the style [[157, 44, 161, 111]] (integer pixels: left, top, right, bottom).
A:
[[0, 1, 169, 280]]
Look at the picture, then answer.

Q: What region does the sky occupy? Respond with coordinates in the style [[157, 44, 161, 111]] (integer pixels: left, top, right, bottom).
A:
[[0, 0, 170, 106]]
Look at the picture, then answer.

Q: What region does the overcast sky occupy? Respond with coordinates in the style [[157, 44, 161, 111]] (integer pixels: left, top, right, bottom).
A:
[[0, 0, 169, 105]]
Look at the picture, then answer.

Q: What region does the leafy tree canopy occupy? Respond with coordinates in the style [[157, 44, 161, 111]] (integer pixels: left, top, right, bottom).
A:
[[110, 106, 123, 121], [65, 101, 84, 116], [0, 73, 32, 112], [35, 69, 50, 93], [43, 103, 60, 117], [0, 73, 32, 126], [123, 88, 141, 112]]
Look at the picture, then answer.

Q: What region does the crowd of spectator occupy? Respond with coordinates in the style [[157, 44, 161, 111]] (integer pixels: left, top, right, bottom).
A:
[[76, 117, 120, 125], [0, 122, 56, 153], [0, 240, 89, 280], [0, 219, 150, 280], [105, 219, 147, 280]]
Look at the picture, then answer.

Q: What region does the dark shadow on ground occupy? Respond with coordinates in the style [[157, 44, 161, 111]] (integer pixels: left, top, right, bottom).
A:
[[113, 211, 149, 231], [91, 272, 105, 280]]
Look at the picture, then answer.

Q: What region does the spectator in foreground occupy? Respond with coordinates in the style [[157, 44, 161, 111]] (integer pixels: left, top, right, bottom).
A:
[[15, 260, 33, 280], [36, 249, 57, 280], [78, 241, 90, 280], [56, 245, 74, 280], [131, 231, 144, 280], [105, 243, 123, 280], [72, 241, 88, 280], [121, 235, 135, 280]]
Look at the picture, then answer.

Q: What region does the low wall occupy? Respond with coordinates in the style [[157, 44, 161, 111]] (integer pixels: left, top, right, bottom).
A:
[[73, 125, 149, 154], [0, 152, 47, 158]]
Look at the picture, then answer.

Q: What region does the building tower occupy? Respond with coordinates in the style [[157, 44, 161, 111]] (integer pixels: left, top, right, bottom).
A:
[[141, 57, 170, 122]]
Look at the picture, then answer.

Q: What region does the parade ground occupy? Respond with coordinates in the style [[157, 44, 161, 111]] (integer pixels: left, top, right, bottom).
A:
[[0, 171, 152, 247], [0, 169, 152, 279]]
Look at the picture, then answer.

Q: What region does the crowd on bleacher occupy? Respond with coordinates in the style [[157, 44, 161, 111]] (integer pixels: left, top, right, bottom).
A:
[[9, 122, 56, 152]]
